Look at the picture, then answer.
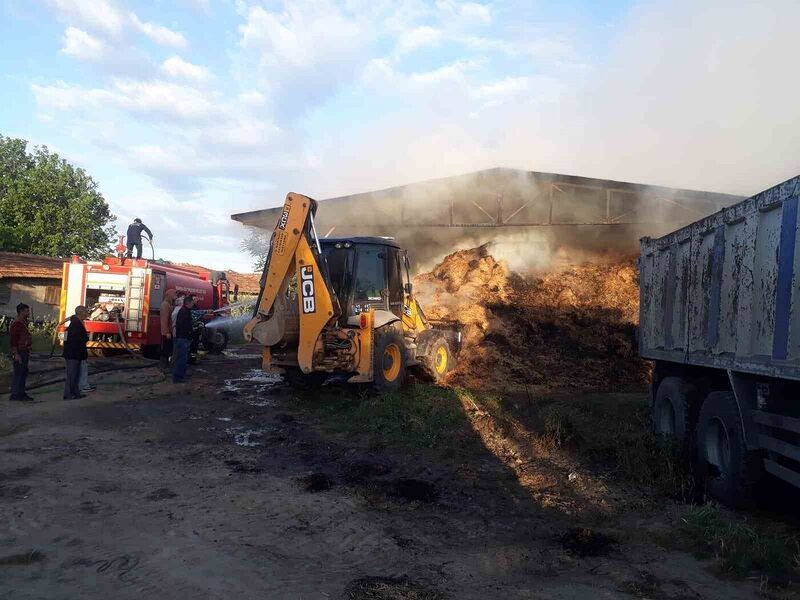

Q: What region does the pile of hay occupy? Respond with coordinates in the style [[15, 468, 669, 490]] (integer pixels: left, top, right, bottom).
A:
[[414, 245, 647, 392]]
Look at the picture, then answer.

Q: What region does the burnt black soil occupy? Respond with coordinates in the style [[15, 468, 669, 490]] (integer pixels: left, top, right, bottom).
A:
[[146, 487, 178, 501], [344, 576, 446, 600], [392, 479, 439, 503], [303, 472, 333, 492], [559, 527, 618, 557]]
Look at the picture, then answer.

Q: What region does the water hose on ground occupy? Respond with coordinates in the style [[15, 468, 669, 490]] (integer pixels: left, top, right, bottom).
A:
[[16, 361, 160, 393]]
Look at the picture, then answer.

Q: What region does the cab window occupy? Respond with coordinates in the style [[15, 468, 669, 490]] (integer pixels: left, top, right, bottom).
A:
[[387, 247, 404, 316], [354, 246, 386, 303]]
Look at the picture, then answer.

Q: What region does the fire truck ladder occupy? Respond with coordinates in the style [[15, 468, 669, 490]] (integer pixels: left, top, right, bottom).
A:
[[125, 268, 146, 334]]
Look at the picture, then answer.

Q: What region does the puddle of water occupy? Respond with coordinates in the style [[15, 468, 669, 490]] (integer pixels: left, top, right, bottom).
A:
[[220, 370, 280, 404], [246, 398, 275, 408], [225, 426, 265, 447], [222, 350, 263, 360], [239, 369, 282, 384]]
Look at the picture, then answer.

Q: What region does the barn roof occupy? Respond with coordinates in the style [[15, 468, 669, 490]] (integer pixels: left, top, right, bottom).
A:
[[230, 167, 744, 230], [0, 252, 64, 280]]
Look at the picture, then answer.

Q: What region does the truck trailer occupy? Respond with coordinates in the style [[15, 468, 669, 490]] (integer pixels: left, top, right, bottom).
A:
[[639, 175, 800, 506], [59, 256, 231, 356]]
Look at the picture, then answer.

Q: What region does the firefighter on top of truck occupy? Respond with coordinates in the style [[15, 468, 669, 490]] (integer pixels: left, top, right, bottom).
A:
[[126, 218, 153, 259]]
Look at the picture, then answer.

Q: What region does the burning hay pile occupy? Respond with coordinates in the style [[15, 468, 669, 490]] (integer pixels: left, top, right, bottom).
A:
[[414, 245, 648, 392]]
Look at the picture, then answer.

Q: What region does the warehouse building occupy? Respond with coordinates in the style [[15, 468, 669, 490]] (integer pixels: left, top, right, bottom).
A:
[[231, 168, 743, 270]]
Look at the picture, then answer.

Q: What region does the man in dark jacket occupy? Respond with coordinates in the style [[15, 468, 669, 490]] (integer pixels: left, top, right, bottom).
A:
[[173, 295, 194, 383], [10, 303, 34, 402], [63, 305, 89, 400], [125, 218, 153, 259]]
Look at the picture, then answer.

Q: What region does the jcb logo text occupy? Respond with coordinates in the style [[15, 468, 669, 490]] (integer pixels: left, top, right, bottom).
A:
[[300, 266, 315, 313]]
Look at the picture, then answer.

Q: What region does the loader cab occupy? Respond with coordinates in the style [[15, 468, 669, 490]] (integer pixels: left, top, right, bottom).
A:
[[321, 237, 410, 322]]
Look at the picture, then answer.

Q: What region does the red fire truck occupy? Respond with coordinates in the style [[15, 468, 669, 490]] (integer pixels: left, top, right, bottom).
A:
[[58, 255, 231, 356]]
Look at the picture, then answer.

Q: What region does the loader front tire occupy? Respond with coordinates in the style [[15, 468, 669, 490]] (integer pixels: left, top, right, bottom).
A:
[[417, 333, 453, 382], [373, 326, 406, 392]]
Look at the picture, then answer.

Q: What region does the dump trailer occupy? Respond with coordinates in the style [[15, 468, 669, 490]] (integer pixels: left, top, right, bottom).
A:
[[244, 192, 461, 390], [640, 175, 800, 506]]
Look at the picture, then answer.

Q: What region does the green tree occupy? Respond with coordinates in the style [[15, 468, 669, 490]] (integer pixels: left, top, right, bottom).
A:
[[0, 135, 116, 258]]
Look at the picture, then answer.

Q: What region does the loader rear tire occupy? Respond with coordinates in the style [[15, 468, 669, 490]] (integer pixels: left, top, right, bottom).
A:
[[373, 326, 406, 393]]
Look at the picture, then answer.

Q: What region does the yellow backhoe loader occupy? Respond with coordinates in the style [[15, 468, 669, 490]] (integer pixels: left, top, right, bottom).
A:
[[243, 193, 461, 390]]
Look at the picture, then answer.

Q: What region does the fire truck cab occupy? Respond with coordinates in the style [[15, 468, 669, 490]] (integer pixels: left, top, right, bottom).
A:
[[59, 256, 230, 356]]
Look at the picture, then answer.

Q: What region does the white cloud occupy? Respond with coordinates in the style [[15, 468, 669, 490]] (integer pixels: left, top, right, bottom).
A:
[[130, 13, 188, 48], [161, 56, 210, 83], [238, 91, 266, 107], [33, 79, 215, 121], [435, 1, 491, 25], [51, 0, 126, 35], [60, 27, 106, 61], [51, 0, 187, 48], [409, 59, 479, 85], [238, 3, 361, 68], [394, 26, 442, 56]]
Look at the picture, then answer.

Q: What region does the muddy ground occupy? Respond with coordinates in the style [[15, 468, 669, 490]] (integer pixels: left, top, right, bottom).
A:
[[0, 349, 787, 600]]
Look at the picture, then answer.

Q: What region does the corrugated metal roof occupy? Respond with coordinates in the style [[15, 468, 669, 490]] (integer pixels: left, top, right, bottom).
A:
[[230, 167, 744, 228], [0, 252, 64, 280]]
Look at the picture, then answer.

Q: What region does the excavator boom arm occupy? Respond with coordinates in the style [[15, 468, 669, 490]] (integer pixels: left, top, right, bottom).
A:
[[244, 193, 341, 372]]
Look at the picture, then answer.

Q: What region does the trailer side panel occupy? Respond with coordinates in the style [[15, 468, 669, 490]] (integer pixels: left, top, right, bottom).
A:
[[640, 176, 800, 380]]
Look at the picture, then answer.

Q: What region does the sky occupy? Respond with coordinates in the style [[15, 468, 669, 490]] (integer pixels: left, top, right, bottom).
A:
[[1, 0, 798, 271]]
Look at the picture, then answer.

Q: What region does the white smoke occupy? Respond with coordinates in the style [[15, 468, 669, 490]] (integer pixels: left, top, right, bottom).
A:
[[306, 0, 800, 200]]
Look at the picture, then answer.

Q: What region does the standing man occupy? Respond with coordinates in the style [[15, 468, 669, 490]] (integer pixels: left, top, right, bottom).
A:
[[125, 218, 153, 260], [9, 303, 34, 402], [63, 305, 89, 400], [173, 295, 194, 383], [159, 288, 177, 371]]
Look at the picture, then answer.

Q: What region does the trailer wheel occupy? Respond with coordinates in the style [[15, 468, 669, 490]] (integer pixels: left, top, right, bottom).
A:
[[653, 377, 697, 448], [202, 329, 229, 354], [695, 391, 763, 508], [373, 326, 406, 392]]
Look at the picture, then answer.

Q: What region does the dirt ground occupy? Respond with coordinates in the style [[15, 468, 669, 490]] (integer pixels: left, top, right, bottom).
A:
[[0, 349, 779, 600]]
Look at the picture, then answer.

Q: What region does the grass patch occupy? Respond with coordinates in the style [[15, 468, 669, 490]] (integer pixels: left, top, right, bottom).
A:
[[529, 393, 692, 497], [680, 504, 800, 580], [0, 352, 11, 376], [0, 332, 53, 356], [294, 383, 467, 451]]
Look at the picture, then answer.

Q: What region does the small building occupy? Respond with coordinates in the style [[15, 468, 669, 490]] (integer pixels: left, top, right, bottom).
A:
[[0, 252, 64, 320]]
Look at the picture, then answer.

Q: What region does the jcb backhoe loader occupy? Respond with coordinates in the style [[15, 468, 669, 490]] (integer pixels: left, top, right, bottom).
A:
[[243, 193, 461, 391]]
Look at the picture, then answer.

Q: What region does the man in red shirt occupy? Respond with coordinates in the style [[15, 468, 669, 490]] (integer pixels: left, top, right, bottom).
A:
[[10, 303, 34, 402]]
